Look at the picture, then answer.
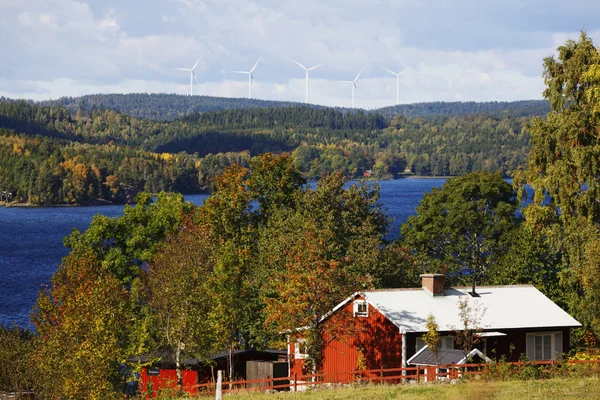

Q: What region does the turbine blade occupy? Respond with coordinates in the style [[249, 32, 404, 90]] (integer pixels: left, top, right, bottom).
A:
[[308, 64, 322, 71], [354, 68, 364, 82], [399, 69, 407, 75], [232, 71, 249, 74], [176, 68, 191, 71], [250, 57, 261, 73], [383, 68, 397, 76], [339, 80, 353, 84], [192, 55, 203, 71], [193, 71, 201, 87], [292, 58, 307, 71]]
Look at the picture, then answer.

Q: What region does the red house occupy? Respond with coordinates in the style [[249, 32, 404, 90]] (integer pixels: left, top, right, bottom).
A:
[[289, 274, 581, 378]]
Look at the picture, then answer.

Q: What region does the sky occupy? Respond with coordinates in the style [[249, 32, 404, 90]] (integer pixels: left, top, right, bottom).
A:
[[1, 0, 599, 109]]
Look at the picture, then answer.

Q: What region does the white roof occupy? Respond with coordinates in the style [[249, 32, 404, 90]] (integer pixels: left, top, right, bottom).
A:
[[360, 285, 581, 333]]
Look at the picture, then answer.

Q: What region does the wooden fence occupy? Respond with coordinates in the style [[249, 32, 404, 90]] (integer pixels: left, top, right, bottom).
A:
[[189, 358, 600, 396]]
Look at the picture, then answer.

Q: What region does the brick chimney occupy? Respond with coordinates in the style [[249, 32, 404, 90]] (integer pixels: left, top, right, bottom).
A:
[[420, 274, 445, 296]]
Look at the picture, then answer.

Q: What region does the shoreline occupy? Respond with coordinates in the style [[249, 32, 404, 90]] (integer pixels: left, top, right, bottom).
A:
[[1, 192, 211, 208], [399, 175, 452, 179], [0, 178, 452, 208]]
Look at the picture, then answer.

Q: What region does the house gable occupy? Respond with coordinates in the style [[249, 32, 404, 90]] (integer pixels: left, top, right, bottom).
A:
[[289, 294, 403, 377]]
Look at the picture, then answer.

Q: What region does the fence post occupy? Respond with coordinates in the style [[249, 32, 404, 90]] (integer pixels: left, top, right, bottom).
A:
[[293, 372, 297, 392], [216, 370, 223, 400]]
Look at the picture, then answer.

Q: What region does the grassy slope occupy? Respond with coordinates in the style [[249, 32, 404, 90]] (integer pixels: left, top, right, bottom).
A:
[[189, 377, 600, 400]]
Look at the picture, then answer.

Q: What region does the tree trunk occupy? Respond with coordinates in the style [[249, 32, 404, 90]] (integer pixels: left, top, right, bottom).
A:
[[175, 341, 183, 391], [228, 344, 234, 389]]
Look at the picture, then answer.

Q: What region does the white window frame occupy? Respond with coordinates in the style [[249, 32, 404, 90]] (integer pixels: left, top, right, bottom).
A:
[[353, 300, 369, 317], [416, 335, 454, 352], [526, 331, 563, 361], [295, 338, 309, 359]]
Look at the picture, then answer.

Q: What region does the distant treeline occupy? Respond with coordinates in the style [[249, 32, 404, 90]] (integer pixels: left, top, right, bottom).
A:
[[0, 99, 540, 204], [24, 93, 550, 121], [36, 93, 317, 121], [375, 100, 550, 118]]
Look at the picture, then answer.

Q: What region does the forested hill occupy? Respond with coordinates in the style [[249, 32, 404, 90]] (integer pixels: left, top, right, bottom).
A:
[[37, 93, 318, 121], [0, 100, 533, 205], [28, 93, 550, 121], [374, 100, 550, 118]]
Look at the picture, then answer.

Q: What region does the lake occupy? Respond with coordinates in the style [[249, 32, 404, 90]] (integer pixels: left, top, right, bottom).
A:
[[0, 178, 446, 328]]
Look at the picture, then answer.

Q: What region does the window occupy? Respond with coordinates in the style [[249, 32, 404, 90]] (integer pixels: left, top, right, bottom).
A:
[[526, 332, 563, 361], [353, 300, 368, 317], [416, 336, 454, 352], [295, 339, 308, 359]]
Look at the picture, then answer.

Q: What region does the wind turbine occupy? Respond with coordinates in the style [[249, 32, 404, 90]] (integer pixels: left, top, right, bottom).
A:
[[339, 68, 364, 108], [176, 56, 203, 96], [292, 59, 322, 103], [383, 68, 406, 105], [232, 58, 261, 99]]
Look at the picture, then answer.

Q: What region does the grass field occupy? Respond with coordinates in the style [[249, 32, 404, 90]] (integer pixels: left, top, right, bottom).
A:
[[183, 376, 600, 399]]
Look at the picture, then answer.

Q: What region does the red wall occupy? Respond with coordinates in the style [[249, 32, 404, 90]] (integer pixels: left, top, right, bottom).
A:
[[140, 368, 198, 396], [290, 295, 403, 380]]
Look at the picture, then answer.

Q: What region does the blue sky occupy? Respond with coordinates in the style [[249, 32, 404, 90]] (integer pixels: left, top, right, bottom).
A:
[[1, 0, 599, 108]]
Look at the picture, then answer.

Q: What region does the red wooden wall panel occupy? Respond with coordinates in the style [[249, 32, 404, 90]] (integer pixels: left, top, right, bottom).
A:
[[289, 295, 403, 380]]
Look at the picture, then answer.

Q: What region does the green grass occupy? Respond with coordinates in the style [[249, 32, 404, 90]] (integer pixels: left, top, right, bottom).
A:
[[180, 376, 600, 399]]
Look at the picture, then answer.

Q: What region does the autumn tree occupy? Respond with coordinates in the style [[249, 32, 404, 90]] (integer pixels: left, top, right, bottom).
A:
[[0, 325, 34, 394], [197, 154, 306, 379], [199, 164, 255, 380], [259, 173, 388, 372], [31, 191, 193, 397], [515, 32, 600, 334], [31, 249, 131, 399], [423, 314, 441, 366], [400, 171, 519, 289]]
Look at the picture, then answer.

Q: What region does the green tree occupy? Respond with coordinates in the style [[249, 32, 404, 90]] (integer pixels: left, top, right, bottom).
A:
[[401, 171, 519, 288], [146, 214, 218, 389], [64, 191, 192, 285], [247, 152, 306, 224], [515, 32, 600, 334], [488, 224, 565, 307]]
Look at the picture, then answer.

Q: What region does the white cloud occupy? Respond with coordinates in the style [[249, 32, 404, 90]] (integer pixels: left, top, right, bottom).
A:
[[2, 0, 600, 106]]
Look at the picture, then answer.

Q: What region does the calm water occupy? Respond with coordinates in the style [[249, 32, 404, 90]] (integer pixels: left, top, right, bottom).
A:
[[0, 178, 446, 328]]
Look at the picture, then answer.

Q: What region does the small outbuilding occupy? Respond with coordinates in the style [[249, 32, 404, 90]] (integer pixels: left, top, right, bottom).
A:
[[137, 349, 286, 395]]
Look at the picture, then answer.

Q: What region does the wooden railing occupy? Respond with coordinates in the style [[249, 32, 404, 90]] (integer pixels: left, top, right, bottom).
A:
[[182, 358, 600, 397]]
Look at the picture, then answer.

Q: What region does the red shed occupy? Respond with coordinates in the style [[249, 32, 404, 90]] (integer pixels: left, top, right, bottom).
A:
[[137, 349, 286, 396], [289, 274, 581, 379]]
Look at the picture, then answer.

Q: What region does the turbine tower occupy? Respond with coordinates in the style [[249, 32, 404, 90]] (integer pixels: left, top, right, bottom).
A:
[[292, 59, 322, 103], [176, 56, 203, 96], [339, 68, 364, 108], [383, 68, 406, 105], [233, 58, 261, 99]]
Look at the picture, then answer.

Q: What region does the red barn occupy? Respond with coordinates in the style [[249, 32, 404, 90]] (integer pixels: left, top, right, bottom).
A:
[[289, 274, 581, 378]]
